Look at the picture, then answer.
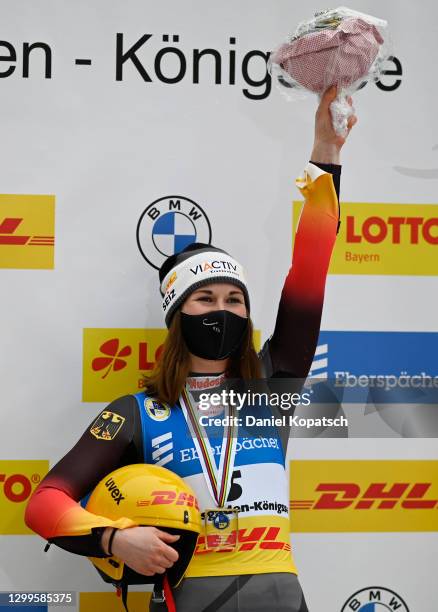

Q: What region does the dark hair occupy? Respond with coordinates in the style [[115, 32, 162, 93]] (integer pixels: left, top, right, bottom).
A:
[[143, 310, 261, 405]]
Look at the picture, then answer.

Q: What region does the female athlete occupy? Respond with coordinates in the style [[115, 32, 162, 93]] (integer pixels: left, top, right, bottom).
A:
[[25, 86, 356, 611]]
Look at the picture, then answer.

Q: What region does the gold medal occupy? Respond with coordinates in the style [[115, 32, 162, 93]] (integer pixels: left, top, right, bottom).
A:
[[203, 508, 239, 551]]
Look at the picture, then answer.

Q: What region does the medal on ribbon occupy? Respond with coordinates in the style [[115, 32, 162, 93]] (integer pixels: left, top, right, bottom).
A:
[[179, 386, 239, 550]]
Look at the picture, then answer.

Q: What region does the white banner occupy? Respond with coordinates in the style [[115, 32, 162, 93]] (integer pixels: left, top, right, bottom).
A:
[[0, 1, 436, 610]]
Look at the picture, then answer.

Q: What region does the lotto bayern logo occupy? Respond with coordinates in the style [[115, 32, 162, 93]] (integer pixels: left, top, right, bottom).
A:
[[136, 195, 211, 269], [292, 201, 438, 276], [341, 586, 409, 611]]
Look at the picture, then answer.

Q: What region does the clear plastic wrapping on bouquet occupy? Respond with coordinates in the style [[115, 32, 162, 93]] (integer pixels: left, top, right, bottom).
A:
[[268, 6, 392, 136]]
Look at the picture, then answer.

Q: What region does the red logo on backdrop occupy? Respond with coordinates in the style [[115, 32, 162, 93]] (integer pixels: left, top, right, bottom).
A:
[[0, 217, 54, 246], [92, 339, 132, 379], [91, 338, 165, 379], [83, 329, 169, 402], [290, 481, 438, 510], [346, 216, 438, 244], [0, 473, 41, 503]]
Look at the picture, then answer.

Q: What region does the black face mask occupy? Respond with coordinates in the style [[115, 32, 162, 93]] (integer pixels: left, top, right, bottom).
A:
[[180, 310, 248, 361]]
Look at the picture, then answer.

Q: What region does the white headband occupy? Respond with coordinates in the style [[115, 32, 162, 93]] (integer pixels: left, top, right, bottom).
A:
[[160, 250, 249, 326]]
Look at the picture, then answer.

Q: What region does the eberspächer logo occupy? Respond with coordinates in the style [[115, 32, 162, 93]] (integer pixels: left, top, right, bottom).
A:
[[305, 331, 438, 438], [341, 586, 409, 611], [310, 330, 438, 402], [136, 195, 211, 269]]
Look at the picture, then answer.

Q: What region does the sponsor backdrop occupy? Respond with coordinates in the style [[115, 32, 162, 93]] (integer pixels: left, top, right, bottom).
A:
[[0, 1, 437, 611]]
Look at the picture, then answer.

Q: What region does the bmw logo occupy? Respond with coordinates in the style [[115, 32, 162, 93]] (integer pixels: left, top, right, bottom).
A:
[[136, 195, 212, 269], [341, 587, 409, 611]]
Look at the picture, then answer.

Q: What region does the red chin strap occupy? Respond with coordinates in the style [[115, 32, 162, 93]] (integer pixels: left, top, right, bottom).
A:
[[163, 575, 176, 612]]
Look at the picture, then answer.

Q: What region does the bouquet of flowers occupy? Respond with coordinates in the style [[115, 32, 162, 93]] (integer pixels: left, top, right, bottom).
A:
[[269, 7, 391, 136]]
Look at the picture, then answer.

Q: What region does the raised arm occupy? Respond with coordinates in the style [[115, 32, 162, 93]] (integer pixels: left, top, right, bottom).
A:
[[262, 86, 357, 379]]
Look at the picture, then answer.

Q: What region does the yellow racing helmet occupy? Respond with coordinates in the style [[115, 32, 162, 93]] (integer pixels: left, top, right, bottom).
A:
[[85, 463, 201, 592]]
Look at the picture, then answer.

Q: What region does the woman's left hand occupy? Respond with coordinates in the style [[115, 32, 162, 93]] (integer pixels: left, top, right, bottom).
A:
[[311, 85, 358, 164]]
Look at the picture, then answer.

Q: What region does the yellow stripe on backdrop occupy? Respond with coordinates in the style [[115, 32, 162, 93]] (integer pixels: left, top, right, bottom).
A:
[[80, 591, 152, 611]]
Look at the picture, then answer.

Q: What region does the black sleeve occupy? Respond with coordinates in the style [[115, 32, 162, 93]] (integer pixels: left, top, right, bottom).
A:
[[44, 396, 143, 499], [26, 395, 144, 557]]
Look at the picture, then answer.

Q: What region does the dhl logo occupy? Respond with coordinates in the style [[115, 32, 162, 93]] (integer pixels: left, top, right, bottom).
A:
[[195, 526, 291, 554], [290, 482, 437, 510], [83, 328, 261, 402], [293, 202, 438, 275], [0, 195, 55, 269], [290, 460, 438, 532], [0, 218, 54, 246], [137, 489, 199, 509], [0, 460, 49, 534]]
